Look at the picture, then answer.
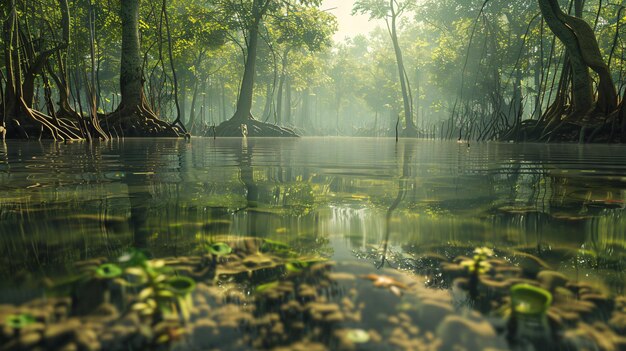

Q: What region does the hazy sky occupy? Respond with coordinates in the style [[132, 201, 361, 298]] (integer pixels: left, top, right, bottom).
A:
[[321, 0, 380, 41]]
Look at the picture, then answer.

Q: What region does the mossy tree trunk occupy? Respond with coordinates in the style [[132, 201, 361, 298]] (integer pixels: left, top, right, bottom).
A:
[[106, 0, 181, 137], [505, 0, 624, 142], [214, 0, 297, 137], [233, 1, 262, 122], [119, 0, 143, 110], [538, 0, 617, 117]]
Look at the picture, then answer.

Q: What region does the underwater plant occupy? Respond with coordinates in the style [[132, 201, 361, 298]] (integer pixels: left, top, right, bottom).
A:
[[203, 242, 234, 269], [93, 262, 124, 305], [126, 259, 196, 324], [460, 247, 494, 299], [509, 284, 553, 343], [4, 313, 36, 336], [261, 239, 296, 257], [207, 242, 233, 256], [285, 257, 326, 273]]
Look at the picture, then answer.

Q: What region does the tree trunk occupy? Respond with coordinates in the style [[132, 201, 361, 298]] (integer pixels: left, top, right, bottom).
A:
[[3, 0, 20, 124], [389, 1, 415, 134], [276, 48, 290, 125], [120, 0, 143, 109], [163, 0, 186, 133], [537, 0, 617, 117], [302, 87, 310, 129], [285, 76, 292, 125], [108, 0, 180, 137], [262, 81, 272, 121], [188, 78, 199, 131], [221, 80, 227, 122], [233, 0, 263, 121]]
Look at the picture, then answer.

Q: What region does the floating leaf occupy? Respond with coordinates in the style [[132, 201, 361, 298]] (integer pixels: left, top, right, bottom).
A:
[[95, 263, 123, 280]]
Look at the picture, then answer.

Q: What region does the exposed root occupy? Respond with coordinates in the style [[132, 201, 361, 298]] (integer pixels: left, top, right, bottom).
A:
[[503, 107, 624, 143], [2, 99, 83, 141], [104, 103, 182, 138], [213, 114, 299, 137]]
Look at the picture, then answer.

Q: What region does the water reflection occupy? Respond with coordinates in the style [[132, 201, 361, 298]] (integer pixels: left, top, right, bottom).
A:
[[1, 139, 626, 298]]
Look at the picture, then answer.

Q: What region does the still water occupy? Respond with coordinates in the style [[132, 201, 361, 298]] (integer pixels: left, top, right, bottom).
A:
[[1, 138, 625, 350]]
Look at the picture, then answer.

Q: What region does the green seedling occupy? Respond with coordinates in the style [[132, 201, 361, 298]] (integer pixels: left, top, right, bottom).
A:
[[255, 281, 280, 294], [261, 239, 296, 258], [285, 258, 326, 273], [460, 247, 494, 299], [207, 242, 232, 256], [94, 263, 123, 280], [5, 313, 36, 336], [129, 260, 196, 324], [509, 284, 553, 342]]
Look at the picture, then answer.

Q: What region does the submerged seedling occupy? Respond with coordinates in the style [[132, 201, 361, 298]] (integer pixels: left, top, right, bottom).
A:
[[5, 313, 36, 337], [94, 263, 123, 280], [260, 239, 295, 257], [207, 242, 232, 256], [255, 281, 280, 294], [165, 276, 196, 322], [460, 247, 494, 299], [285, 258, 325, 273], [509, 284, 553, 342], [203, 242, 233, 269], [128, 259, 196, 324], [165, 276, 196, 296]]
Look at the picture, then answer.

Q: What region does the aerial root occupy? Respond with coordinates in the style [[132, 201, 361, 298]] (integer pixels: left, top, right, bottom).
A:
[[104, 103, 182, 138], [11, 98, 83, 141], [213, 114, 299, 137]]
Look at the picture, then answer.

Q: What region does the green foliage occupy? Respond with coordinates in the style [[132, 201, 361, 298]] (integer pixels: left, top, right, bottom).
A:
[[285, 257, 325, 272], [3, 0, 624, 134], [255, 280, 279, 293], [94, 263, 123, 280], [460, 247, 494, 274], [5, 314, 36, 330], [206, 242, 233, 256], [510, 284, 552, 315], [125, 258, 196, 322]]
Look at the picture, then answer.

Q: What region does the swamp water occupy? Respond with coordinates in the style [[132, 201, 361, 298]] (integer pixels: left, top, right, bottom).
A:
[[0, 138, 625, 350]]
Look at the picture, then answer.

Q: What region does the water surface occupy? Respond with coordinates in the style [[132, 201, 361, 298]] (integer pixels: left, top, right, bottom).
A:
[[1, 138, 626, 295], [1, 138, 626, 350]]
